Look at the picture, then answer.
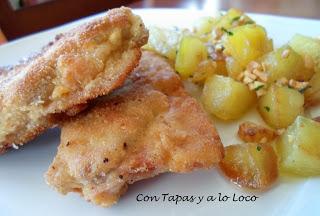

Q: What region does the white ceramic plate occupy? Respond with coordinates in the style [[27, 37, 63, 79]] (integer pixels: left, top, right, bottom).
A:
[[0, 9, 319, 216]]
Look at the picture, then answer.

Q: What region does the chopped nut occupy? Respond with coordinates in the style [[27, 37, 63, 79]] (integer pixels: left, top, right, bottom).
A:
[[261, 62, 267, 72], [243, 76, 254, 84], [244, 70, 257, 80], [276, 77, 289, 87], [288, 79, 309, 91], [252, 69, 268, 82], [247, 61, 262, 71], [249, 81, 265, 91], [281, 49, 290, 58]]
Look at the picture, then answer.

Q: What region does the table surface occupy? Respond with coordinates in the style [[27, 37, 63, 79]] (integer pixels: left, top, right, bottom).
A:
[[1, 0, 319, 44]]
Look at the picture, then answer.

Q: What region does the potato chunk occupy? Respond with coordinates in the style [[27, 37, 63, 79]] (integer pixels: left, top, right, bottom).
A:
[[201, 75, 256, 120], [289, 34, 320, 73], [276, 116, 320, 176], [238, 121, 277, 143], [175, 35, 208, 79], [194, 16, 216, 35], [258, 85, 304, 129], [215, 8, 253, 30], [219, 143, 278, 190], [260, 45, 314, 84], [223, 24, 271, 72]]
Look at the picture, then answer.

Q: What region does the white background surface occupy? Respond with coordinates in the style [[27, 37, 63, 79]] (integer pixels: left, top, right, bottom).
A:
[[0, 9, 319, 216]]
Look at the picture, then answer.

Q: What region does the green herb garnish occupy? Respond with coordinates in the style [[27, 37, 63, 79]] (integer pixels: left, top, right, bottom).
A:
[[221, 27, 233, 36], [245, 20, 255, 25], [257, 146, 262, 151], [231, 16, 241, 24], [254, 85, 265, 91], [264, 106, 270, 112]]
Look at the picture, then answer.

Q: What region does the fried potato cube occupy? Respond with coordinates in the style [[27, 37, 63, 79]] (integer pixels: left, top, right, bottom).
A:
[[238, 121, 277, 143], [223, 24, 272, 69], [215, 8, 252, 30], [289, 34, 320, 73], [219, 142, 278, 190], [175, 35, 208, 79], [201, 75, 256, 120], [276, 116, 320, 176], [260, 45, 314, 84], [258, 85, 304, 129], [194, 16, 217, 35]]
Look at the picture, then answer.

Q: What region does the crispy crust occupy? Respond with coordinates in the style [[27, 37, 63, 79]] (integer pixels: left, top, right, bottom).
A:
[[0, 7, 148, 152], [46, 51, 224, 207]]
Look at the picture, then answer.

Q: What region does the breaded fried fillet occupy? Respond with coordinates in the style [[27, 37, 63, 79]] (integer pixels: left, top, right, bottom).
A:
[[46, 51, 224, 207], [0, 7, 148, 152]]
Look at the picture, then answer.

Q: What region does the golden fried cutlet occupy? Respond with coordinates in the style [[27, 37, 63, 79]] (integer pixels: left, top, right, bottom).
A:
[[0, 7, 148, 152], [46, 51, 224, 207]]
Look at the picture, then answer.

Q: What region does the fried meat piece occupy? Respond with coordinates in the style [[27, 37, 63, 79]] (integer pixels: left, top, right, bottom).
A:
[[46, 51, 224, 207], [0, 7, 148, 152]]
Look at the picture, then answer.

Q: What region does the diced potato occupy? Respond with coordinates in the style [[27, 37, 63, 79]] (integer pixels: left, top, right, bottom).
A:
[[175, 35, 208, 79], [215, 8, 253, 30], [143, 26, 182, 60], [194, 16, 216, 35], [226, 57, 245, 79], [201, 75, 256, 120], [276, 116, 320, 176], [192, 59, 216, 84], [258, 85, 304, 129], [219, 142, 278, 190], [289, 34, 320, 73], [223, 25, 272, 69], [238, 121, 277, 143], [305, 71, 320, 106], [260, 45, 314, 83]]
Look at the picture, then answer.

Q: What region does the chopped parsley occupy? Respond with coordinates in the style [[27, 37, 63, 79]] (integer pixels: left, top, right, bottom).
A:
[[254, 85, 265, 91], [256, 146, 262, 151], [231, 16, 241, 24], [221, 27, 233, 36], [299, 85, 311, 94], [264, 106, 270, 112], [245, 20, 255, 25]]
